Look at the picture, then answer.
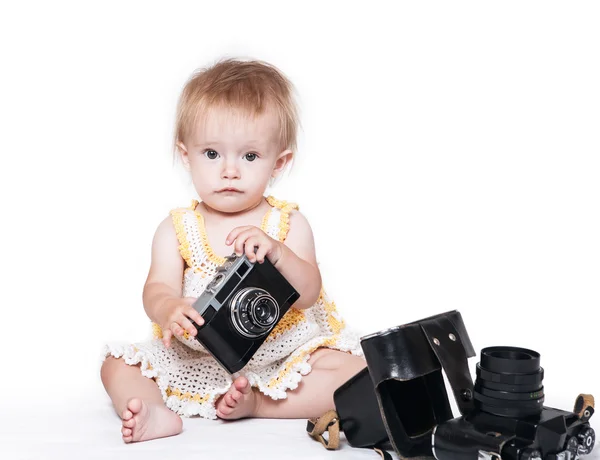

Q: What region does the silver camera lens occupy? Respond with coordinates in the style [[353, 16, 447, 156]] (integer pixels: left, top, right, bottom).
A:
[[251, 297, 278, 327], [230, 287, 279, 338]]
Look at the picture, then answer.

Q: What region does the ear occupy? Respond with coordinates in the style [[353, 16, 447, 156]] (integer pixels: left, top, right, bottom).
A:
[[272, 149, 293, 179], [177, 142, 191, 171]]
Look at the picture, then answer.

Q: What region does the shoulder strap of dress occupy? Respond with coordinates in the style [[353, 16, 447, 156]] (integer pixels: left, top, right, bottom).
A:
[[265, 196, 299, 242], [168, 200, 199, 268]]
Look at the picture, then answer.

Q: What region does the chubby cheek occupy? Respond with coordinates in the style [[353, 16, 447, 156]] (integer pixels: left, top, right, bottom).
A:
[[190, 169, 214, 192], [244, 164, 273, 187]]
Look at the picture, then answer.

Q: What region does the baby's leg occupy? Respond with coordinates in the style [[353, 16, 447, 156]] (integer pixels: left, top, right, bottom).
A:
[[257, 349, 367, 418], [216, 349, 366, 419], [101, 357, 182, 442]]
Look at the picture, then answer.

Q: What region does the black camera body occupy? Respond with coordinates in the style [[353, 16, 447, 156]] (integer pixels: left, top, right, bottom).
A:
[[191, 253, 299, 374], [327, 311, 596, 460], [432, 346, 596, 460], [434, 402, 595, 460]]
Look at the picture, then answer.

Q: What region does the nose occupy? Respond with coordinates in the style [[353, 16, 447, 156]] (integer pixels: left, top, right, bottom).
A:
[[221, 158, 240, 180]]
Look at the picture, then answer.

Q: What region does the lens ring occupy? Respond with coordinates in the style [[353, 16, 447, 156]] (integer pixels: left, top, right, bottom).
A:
[[476, 365, 544, 385], [474, 346, 544, 417], [475, 378, 543, 393], [474, 383, 545, 401], [480, 346, 540, 375], [230, 287, 279, 339], [250, 295, 279, 328]]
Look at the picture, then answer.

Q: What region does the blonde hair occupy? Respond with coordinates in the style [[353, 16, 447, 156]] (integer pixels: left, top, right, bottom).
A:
[[174, 58, 299, 154]]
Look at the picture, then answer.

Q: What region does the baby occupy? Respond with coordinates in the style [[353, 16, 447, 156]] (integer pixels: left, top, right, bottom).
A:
[[101, 58, 365, 443]]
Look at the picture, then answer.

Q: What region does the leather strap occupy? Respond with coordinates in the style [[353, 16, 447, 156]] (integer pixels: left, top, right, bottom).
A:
[[420, 316, 475, 415], [307, 412, 433, 459], [574, 393, 595, 421], [307, 411, 395, 458], [307, 410, 340, 450]]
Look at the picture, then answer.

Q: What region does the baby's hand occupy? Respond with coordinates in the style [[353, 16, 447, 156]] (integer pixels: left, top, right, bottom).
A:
[[226, 226, 283, 265], [158, 297, 204, 348]]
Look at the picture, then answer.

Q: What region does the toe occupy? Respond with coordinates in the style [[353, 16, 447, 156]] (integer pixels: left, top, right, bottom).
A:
[[225, 393, 236, 407], [122, 427, 132, 437], [122, 409, 133, 420], [122, 418, 135, 429], [234, 376, 251, 394], [219, 404, 234, 416], [230, 390, 242, 402], [123, 435, 133, 443], [127, 398, 143, 414]]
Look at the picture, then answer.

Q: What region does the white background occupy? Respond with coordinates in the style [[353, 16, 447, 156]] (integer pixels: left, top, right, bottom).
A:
[[0, 0, 598, 433]]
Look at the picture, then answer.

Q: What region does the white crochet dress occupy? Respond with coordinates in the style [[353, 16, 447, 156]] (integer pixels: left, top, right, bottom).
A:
[[104, 196, 363, 419]]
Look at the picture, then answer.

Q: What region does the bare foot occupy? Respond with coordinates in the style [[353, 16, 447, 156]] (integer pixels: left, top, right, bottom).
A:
[[215, 376, 259, 420], [120, 398, 183, 443]]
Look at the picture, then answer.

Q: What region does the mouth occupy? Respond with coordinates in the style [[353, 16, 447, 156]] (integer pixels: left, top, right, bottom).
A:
[[216, 187, 242, 193]]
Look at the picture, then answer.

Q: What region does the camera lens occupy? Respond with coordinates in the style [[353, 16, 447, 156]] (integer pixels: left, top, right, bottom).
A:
[[251, 297, 278, 327], [473, 346, 544, 418], [230, 287, 280, 338]]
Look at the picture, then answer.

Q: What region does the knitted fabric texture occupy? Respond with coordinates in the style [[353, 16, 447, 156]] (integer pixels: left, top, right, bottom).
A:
[[103, 196, 363, 419]]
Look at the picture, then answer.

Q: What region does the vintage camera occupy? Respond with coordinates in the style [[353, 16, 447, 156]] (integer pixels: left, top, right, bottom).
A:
[[319, 311, 596, 460], [432, 345, 596, 460], [190, 253, 299, 374]]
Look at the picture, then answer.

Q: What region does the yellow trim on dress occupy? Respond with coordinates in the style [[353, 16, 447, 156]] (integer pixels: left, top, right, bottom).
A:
[[266, 308, 306, 342], [166, 387, 211, 404], [318, 290, 345, 334], [265, 196, 298, 211], [266, 196, 299, 242], [152, 323, 191, 340], [261, 207, 272, 233], [152, 323, 163, 339], [267, 337, 337, 388], [170, 208, 194, 268]]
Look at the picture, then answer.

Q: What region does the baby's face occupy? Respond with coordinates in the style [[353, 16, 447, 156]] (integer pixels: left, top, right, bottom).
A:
[[180, 106, 290, 213]]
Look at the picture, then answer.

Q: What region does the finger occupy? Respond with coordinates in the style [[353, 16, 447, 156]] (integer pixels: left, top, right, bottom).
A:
[[178, 315, 198, 337], [171, 322, 185, 336], [162, 329, 172, 348], [185, 306, 205, 327], [226, 226, 253, 246], [244, 237, 259, 262], [182, 297, 197, 306], [233, 229, 255, 256], [254, 244, 269, 264]]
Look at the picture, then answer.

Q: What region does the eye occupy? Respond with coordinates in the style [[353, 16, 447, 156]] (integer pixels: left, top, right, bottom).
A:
[[244, 153, 258, 162], [204, 149, 220, 160]]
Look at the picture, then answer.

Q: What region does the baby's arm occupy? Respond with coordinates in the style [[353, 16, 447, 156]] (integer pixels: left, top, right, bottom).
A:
[[142, 216, 204, 347], [273, 210, 322, 310]]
